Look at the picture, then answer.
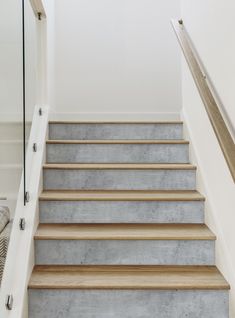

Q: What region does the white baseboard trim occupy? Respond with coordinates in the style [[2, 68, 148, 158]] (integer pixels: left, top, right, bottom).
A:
[[49, 112, 181, 122]]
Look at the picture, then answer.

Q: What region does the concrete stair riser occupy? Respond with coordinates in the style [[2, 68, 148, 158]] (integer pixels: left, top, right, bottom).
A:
[[43, 169, 196, 191], [46, 143, 189, 164], [35, 239, 215, 266], [28, 290, 229, 318], [39, 200, 204, 224], [49, 123, 183, 140]]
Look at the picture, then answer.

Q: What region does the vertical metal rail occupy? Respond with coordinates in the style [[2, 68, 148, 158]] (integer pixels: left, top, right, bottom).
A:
[[22, 0, 26, 205]]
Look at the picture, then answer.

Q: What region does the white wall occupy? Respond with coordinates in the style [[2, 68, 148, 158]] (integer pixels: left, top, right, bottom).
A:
[[51, 0, 181, 120], [181, 1, 235, 316], [181, 0, 235, 134]]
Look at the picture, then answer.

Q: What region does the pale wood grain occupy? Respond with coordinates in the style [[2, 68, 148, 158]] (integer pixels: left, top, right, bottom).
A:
[[29, 265, 229, 290], [43, 163, 196, 170], [49, 121, 183, 124], [46, 140, 189, 144], [39, 190, 205, 201], [34, 224, 215, 240]]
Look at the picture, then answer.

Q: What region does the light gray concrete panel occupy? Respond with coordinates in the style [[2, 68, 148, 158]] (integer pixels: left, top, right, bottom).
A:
[[43, 169, 196, 190], [35, 240, 215, 265], [46, 143, 189, 163], [29, 290, 229, 318], [39, 200, 204, 224], [49, 123, 183, 140]]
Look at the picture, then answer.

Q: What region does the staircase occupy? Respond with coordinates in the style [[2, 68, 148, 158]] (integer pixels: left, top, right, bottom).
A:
[[28, 121, 229, 317]]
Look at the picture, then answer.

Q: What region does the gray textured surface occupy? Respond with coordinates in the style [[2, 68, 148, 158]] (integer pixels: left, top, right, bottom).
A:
[[49, 123, 183, 140], [39, 200, 204, 224], [31, 122, 228, 317], [35, 240, 214, 265], [43, 169, 196, 190], [46, 143, 189, 163], [28, 290, 229, 318]]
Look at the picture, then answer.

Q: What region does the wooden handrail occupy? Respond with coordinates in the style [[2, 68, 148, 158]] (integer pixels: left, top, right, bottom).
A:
[[172, 19, 235, 183]]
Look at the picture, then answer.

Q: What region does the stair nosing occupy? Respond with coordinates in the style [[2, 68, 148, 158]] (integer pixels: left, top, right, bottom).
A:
[[34, 224, 216, 241], [49, 121, 183, 124], [28, 265, 230, 290], [39, 190, 205, 201], [46, 140, 189, 145], [43, 163, 196, 170]]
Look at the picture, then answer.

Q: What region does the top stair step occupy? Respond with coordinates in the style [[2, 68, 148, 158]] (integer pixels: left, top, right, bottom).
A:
[[49, 121, 183, 140]]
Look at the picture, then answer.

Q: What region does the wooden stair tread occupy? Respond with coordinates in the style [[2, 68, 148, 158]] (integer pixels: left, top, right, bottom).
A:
[[47, 140, 189, 144], [39, 190, 205, 201], [43, 163, 196, 170], [35, 224, 215, 240], [29, 265, 229, 290], [49, 121, 183, 124]]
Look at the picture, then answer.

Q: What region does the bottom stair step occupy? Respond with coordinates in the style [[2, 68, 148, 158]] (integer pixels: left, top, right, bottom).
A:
[[29, 265, 229, 290], [28, 265, 229, 318]]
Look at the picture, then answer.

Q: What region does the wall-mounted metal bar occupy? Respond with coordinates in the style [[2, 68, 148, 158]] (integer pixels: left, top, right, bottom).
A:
[[172, 19, 235, 183], [5, 294, 13, 310], [29, 0, 46, 19]]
